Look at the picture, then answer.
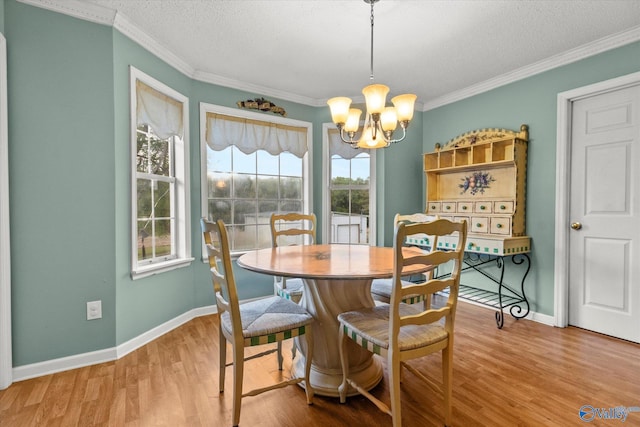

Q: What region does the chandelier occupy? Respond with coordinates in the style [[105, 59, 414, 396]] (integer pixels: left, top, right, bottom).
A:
[[327, 0, 417, 149]]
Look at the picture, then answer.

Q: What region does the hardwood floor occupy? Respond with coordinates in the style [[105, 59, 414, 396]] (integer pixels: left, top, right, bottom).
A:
[[1, 301, 639, 426]]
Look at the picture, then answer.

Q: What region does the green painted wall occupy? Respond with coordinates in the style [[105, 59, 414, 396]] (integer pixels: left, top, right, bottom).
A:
[[6, 0, 116, 364], [422, 41, 640, 316]]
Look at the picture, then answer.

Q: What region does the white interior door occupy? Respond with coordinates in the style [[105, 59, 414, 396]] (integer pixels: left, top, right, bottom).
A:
[[568, 84, 640, 343]]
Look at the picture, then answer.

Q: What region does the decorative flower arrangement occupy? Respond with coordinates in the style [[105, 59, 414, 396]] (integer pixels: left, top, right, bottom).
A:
[[459, 171, 495, 195]]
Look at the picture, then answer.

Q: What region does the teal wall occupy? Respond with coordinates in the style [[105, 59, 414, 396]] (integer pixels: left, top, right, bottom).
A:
[[6, 0, 117, 364], [4, 0, 639, 368], [422, 41, 640, 316]]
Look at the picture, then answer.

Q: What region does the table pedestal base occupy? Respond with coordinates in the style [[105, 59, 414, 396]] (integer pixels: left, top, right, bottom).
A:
[[292, 278, 384, 397], [293, 353, 383, 397]]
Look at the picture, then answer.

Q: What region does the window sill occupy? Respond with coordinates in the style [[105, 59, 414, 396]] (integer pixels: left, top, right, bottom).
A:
[[131, 257, 195, 280]]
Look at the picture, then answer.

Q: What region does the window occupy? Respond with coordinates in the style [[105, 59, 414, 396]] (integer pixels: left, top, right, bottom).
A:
[[201, 103, 312, 253], [130, 67, 192, 279], [323, 124, 376, 245]]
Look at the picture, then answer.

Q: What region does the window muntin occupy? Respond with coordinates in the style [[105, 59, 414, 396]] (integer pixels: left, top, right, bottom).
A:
[[130, 67, 192, 279], [202, 104, 312, 254]]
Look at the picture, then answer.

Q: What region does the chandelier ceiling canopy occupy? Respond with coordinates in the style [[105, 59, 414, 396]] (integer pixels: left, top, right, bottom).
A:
[[327, 0, 417, 149]]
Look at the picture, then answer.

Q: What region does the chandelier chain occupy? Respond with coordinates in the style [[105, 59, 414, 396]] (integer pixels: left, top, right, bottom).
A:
[[369, 0, 375, 82]]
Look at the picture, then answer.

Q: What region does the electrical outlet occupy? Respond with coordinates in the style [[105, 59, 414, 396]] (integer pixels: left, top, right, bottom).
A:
[[87, 300, 102, 320]]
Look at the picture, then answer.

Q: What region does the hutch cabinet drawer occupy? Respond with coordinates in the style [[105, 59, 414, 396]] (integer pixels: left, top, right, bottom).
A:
[[457, 202, 473, 213], [475, 202, 492, 213], [470, 217, 489, 233], [442, 202, 456, 213], [427, 201, 441, 213], [454, 216, 469, 226], [494, 201, 514, 214], [490, 217, 511, 235]]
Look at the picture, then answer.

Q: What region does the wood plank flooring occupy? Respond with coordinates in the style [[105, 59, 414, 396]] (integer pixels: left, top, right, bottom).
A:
[[1, 301, 639, 426]]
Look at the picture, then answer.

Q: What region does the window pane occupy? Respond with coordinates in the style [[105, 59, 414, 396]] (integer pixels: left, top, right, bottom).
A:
[[209, 199, 232, 223], [233, 174, 256, 198], [257, 223, 271, 248], [257, 175, 278, 199], [233, 224, 257, 251], [258, 200, 278, 215], [351, 157, 370, 182], [331, 189, 349, 213], [233, 200, 256, 225], [233, 146, 256, 174], [351, 190, 369, 215], [331, 157, 350, 180], [137, 179, 152, 218], [137, 220, 152, 261], [136, 132, 148, 173], [257, 150, 278, 175], [149, 136, 171, 176], [208, 145, 231, 173], [154, 180, 172, 218], [155, 219, 172, 256], [280, 152, 302, 176], [279, 200, 301, 213], [280, 176, 302, 199], [208, 172, 231, 198]]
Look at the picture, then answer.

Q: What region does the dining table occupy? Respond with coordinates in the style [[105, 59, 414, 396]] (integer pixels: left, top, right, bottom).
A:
[[236, 243, 431, 397]]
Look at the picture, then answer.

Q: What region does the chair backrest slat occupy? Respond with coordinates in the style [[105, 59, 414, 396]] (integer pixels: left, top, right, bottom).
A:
[[270, 213, 317, 247], [201, 218, 244, 341], [390, 218, 467, 340]]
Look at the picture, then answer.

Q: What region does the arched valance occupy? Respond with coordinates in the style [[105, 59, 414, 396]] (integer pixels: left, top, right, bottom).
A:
[[206, 112, 308, 158], [328, 128, 363, 160]]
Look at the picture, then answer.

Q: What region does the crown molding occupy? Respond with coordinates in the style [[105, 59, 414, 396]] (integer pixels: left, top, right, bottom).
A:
[[18, 1, 640, 111], [422, 24, 640, 111]]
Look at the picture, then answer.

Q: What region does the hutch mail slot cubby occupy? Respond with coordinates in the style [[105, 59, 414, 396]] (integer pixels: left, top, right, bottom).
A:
[[420, 125, 531, 328]]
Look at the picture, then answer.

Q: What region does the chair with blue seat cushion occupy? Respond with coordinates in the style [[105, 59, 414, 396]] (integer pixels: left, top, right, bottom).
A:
[[338, 218, 467, 427], [201, 218, 314, 427]]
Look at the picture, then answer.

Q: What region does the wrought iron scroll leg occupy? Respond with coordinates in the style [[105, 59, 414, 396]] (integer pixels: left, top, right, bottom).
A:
[[495, 257, 505, 329]]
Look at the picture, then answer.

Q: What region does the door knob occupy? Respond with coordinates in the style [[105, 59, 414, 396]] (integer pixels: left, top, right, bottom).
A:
[[570, 222, 582, 230]]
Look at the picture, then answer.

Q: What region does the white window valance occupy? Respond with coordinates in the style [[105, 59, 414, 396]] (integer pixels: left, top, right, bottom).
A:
[[136, 80, 184, 140], [329, 128, 363, 160], [206, 112, 308, 158]]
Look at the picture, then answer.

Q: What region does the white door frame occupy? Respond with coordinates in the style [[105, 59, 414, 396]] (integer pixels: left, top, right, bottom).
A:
[[0, 33, 12, 390], [554, 70, 640, 328]]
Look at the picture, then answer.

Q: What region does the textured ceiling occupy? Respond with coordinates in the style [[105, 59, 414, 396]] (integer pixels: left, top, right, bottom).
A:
[[71, 0, 640, 108]]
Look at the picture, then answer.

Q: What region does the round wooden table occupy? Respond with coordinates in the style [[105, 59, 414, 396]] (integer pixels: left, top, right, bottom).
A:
[[237, 244, 429, 397]]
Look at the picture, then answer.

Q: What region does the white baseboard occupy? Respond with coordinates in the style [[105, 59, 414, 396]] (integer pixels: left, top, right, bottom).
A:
[[11, 296, 557, 384], [458, 299, 556, 327], [12, 304, 218, 383]]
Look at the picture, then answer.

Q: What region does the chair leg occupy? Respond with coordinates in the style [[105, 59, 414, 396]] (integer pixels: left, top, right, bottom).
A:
[[231, 344, 244, 427], [276, 341, 285, 370], [443, 345, 453, 427], [219, 326, 226, 393], [303, 325, 314, 405], [389, 352, 402, 427], [337, 325, 349, 404]]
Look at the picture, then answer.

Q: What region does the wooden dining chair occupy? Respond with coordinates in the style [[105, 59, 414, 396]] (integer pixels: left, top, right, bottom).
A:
[[370, 212, 439, 308], [338, 218, 467, 427], [201, 218, 315, 427], [270, 212, 317, 368]]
